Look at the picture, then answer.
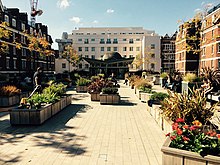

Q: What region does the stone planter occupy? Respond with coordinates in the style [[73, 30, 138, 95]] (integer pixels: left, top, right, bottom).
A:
[[100, 93, 120, 105], [90, 93, 100, 101], [9, 95, 72, 125], [76, 86, 87, 93], [181, 81, 203, 95], [161, 137, 220, 165]]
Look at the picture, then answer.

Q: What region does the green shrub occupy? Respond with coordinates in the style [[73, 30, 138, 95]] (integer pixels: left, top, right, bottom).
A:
[[76, 77, 91, 86], [150, 92, 169, 102], [102, 87, 118, 94], [139, 87, 156, 94], [160, 72, 168, 79], [183, 73, 197, 82]]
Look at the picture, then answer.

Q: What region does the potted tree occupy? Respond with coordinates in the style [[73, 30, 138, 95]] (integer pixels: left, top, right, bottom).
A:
[[100, 87, 120, 105], [76, 77, 90, 93]]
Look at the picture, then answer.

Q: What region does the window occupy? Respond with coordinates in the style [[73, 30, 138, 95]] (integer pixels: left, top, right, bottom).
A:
[[151, 53, 155, 58], [123, 47, 127, 51], [91, 38, 95, 42], [6, 59, 10, 69], [129, 47, 133, 51], [12, 19, 16, 27], [62, 63, 66, 68], [87, 33, 90, 35], [212, 30, 214, 39], [84, 39, 89, 44], [78, 38, 82, 41], [13, 46, 16, 55], [30, 27, 33, 34], [136, 47, 140, 51], [85, 64, 89, 69], [13, 60, 16, 69], [129, 39, 134, 44], [203, 47, 206, 56], [151, 44, 155, 49], [129, 55, 133, 58], [12, 32, 15, 41], [106, 38, 111, 44], [123, 55, 127, 58], [218, 43, 220, 53], [100, 38, 105, 44], [113, 38, 118, 44], [91, 55, 95, 59], [31, 62, 34, 69], [113, 47, 118, 51], [107, 47, 111, 51], [85, 47, 89, 51], [21, 23, 25, 31], [151, 63, 155, 70], [4, 15, 9, 23], [91, 47, 95, 51], [123, 38, 127, 41], [78, 47, 82, 51], [101, 47, 104, 51], [101, 32, 105, 35], [211, 60, 214, 68], [136, 38, 141, 41], [212, 45, 214, 54], [22, 60, 26, 69], [22, 48, 26, 56], [85, 55, 89, 58]]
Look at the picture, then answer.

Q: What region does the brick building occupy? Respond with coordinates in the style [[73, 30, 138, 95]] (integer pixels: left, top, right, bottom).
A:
[[200, 4, 220, 70], [0, 3, 55, 82]]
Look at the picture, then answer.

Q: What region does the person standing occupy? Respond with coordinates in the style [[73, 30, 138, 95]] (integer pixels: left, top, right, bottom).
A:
[[32, 67, 43, 93]]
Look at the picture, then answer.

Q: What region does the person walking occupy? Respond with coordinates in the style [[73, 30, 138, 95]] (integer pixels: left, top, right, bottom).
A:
[[32, 67, 43, 94]]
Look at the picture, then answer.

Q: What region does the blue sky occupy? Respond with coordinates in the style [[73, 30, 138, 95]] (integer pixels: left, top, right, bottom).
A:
[[2, 0, 220, 49]]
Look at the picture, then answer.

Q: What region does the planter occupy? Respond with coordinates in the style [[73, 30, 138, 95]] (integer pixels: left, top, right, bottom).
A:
[[161, 138, 220, 165], [140, 93, 153, 103], [100, 93, 120, 105], [153, 75, 160, 85], [9, 95, 72, 125], [90, 93, 100, 101], [0, 95, 20, 107], [181, 81, 203, 95], [76, 86, 87, 93]]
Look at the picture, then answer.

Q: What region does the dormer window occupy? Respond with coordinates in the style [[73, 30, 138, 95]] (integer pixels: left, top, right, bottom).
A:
[[12, 19, 16, 27]]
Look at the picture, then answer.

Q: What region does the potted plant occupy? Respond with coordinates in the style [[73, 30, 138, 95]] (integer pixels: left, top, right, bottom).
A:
[[162, 118, 220, 165], [138, 85, 155, 103], [87, 79, 105, 101], [134, 78, 152, 99], [0, 85, 21, 107], [100, 87, 120, 105], [160, 72, 168, 87], [76, 77, 90, 93], [182, 73, 202, 94]]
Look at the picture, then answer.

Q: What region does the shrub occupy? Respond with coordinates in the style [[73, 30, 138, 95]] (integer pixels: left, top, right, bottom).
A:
[[139, 87, 156, 94], [150, 92, 169, 102], [135, 79, 152, 89], [183, 73, 197, 82], [160, 90, 215, 125], [87, 79, 105, 94], [160, 72, 168, 79], [102, 87, 118, 94], [91, 76, 100, 82], [76, 77, 91, 86], [0, 85, 21, 97]]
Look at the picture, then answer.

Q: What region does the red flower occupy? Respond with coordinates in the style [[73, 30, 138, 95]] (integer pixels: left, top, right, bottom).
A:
[[182, 136, 190, 141], [172, 123, 179, 131], [183, 125, 189, 129], [176, 118, 185, 123], [207, 131, 217, 137], [166, 133, 170, 137], [177, 128, 183, 135], [190, 125, 200, 131], [170, 135, 176, 140], [217, 134, 220, 139]]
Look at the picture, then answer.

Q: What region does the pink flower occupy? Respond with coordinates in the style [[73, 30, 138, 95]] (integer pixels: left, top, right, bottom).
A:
[[176, 118, 185, 123], [182, 136, 189, 141], [190, 125, 200, 131], [170, 135, 176, 140], [172, 123, 179, 131]]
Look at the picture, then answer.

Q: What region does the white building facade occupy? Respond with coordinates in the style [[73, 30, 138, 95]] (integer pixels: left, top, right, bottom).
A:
[[57, 27, 161, 72]]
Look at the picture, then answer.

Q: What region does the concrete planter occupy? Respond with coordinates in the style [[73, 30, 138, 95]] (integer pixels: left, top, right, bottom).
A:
[[140, 93, 153, 103], [90, 93, 100, 101], [76, 86, 87, 93], [181, 81, 203, 95], [100, 93, 120, 105], [161, 138, 220, 165], [9, 95, 72, 125], [162, 117, 173, 134]]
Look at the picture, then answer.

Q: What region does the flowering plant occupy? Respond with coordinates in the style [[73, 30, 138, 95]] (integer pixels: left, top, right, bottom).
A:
[[166, 118, 220, 156]]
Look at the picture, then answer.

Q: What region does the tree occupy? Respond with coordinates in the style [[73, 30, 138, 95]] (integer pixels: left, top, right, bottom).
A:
[[0, 22, 11, 53]]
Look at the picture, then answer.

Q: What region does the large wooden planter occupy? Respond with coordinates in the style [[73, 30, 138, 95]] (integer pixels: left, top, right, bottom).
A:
[[90, 93, 100, 101], [9, 95, 72, 125], [181, 81, 203, 95], [161, 138, 220, 165], [76, 86, 87, 93], [100, 94, 120, 105]]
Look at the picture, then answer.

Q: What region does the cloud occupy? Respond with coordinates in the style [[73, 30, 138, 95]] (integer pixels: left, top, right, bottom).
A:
[[106, 9, 114, 13], [194, 8, 201, 13], [69, 16, 82, 24], [57, 0, 70, 9], [92, 20, 99, 24]]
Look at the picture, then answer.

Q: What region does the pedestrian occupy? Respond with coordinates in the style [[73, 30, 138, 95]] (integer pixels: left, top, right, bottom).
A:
[[32, 67, 43, 93]]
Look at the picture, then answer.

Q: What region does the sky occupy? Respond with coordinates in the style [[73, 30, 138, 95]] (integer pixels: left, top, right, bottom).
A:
[[2, 0, 220, 49]]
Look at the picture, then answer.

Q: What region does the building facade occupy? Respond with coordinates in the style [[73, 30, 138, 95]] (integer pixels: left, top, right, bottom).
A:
[[175, 20, 201, 74], [0, 5, 55, 81], [200, 4, 220, 70], [57, 27, 161, 73], [161, 33, 176, 73]]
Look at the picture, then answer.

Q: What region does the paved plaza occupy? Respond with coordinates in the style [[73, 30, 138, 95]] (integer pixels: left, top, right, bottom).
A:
[[0, 83, 165, 165]]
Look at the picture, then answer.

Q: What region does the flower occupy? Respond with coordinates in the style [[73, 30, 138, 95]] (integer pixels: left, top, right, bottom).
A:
[[217, 134, 220, 139], [172, 122, 179, 130], [207, 131, 217, 137], [176, 128, 183, 135], [190, 125, 200, 131], [192, 120, 202, 127], [166, 133, 170, 137], [182, 136, 190, 141], [170, 135, 176, 140], [183, 125, 189, 129], [176, 118, 185, 123]]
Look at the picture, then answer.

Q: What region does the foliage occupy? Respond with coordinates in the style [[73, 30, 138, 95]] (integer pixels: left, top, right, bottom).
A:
[[200, 67, 220, 85], [161, 89, 215, 125], [87, 79, 105, 94], [183, 73, 197, 82], [102, 87, 118, 94], [0, 22, 11, 53], [98, 74, 105, 78], [43, 83, 66, 97], [76, 77, 91, 86], [27, 93, 47, 109], [167, 118, 220, 156], [91, 76, 100, 82], [150, 92, 169, 102], [62, 45, 80, 66], [160, 72, 168, 79], [139, 87, 156, 94], [135, 78, 152, 89], [0, 85, 21, 97]]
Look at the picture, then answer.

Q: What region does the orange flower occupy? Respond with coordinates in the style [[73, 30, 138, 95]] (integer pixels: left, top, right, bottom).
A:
[[217, 134, 220, 139], [176, 128, 183, 135], [192, 120, 202, 127], [183, 125, 189, 129]]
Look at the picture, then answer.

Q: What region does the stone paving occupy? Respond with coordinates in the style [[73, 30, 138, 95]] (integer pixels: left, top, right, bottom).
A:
[[0, 83, 165, 165]]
